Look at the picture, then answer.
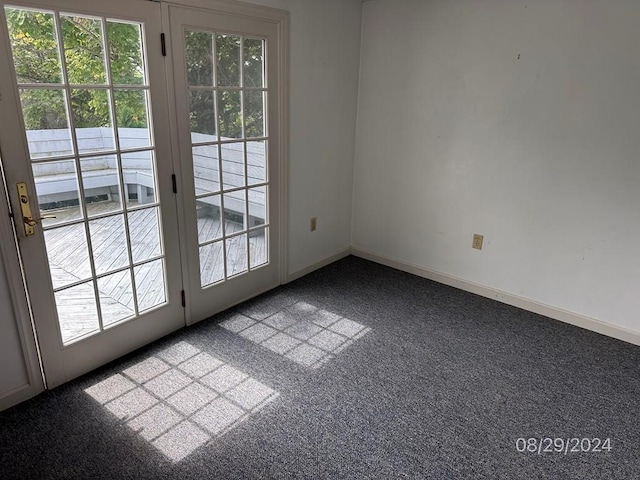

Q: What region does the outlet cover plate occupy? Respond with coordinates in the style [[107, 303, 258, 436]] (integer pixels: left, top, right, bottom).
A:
[[472, 234, 484, 250]]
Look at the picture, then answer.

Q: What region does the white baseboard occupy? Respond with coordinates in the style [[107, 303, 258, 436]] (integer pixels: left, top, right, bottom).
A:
[[286, 248, 351, 283], [351, 247, 640, 348], [0, 382, 37, 413]]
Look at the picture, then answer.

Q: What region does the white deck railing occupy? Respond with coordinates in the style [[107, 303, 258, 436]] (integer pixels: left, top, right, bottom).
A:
[[28, 128, 266, 222]]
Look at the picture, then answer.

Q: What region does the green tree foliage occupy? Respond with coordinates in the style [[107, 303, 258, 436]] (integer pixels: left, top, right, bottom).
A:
[[7, 10, 265, 138], [5, 9, 61, 84], [6, 9, 145, 130], [185, 32, 265, 139]]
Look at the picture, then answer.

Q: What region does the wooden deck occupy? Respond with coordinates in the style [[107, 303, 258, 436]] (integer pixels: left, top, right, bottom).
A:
[[45, 201, 266, 344]]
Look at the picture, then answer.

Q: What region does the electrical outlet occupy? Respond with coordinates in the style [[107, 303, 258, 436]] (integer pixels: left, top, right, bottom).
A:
[[472, 234, 484, 250], [310, 217, 317, 231]]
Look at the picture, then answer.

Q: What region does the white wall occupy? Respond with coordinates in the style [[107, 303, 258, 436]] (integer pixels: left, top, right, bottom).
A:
[[247, 0, 362, 275], [0, 250, 29, 397], [353, 0, 640, 335]]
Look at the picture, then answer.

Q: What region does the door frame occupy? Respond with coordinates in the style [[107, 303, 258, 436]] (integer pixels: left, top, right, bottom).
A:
[[0, 0, 289, 405], [161, 0, 289, 325], [0, 0, 187, 389]]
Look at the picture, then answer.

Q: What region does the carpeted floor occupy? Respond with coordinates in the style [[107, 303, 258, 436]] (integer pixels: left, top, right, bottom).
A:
[[1, 256, 639, 479]]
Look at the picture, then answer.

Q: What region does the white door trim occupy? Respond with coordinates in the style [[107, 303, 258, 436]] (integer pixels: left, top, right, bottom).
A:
[[0, 162, 45, 410], [159, 0, 288, 23]]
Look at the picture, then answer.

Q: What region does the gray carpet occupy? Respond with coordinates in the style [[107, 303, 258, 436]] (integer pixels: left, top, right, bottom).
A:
[[1, 256, 639, 479]]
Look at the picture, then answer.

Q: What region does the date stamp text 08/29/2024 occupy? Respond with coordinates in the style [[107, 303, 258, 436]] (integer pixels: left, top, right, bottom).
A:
[[515, 438, 612, 455]]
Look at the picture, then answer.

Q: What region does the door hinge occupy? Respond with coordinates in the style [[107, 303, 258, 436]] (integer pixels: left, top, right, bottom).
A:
[[161, 33, 167, 56], [181, 290, 186, 308], [171, 174, 177, 194]]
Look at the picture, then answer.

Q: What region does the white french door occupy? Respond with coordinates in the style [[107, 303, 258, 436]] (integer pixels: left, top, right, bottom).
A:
[[0, 0, 183, 387], [168, 5, 282, 323], [0, 0, 286, 390]]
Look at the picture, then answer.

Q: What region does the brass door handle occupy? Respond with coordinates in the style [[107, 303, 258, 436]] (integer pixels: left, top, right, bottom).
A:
[[16, 182, 55, 236], [23, 215, 57, 227]]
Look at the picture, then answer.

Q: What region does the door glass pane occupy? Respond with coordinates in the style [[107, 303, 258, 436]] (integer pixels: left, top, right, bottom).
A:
[[80, 155, 122, 216], [128, 207, 162, 263], [19, 89, 73, 159], [107, 21, 144, 85], [186, 30, 213, 87], [135, 260, 166, 312], [122, 151, 156, 206], [114, 89, 150, 149], [217, 90, 242, 139], [197, 195, 222, 243], [249, 228, 267, 269], [190, 90, 216, 143], [244, 90, 264, 138], [248, 186, 266, 227], [5, 8, 62, 83], [71, 89, 115, 154], [243, 38, 263, 88], [45, 224, 92, 289], [246, 141, 266, 185], [226, 234, 247, 277], [90, 214, 129, 275], [32, 159, 83, 226], [221, 142, 244, 189], [200, 241, 224, 287], [98, 270, 135, 326], [193, 145, 220, 195], [216, 34, 240, 87], [55, 281, 100, 344], [223, 191, 246, 235], [61, 15, 106, 84]]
